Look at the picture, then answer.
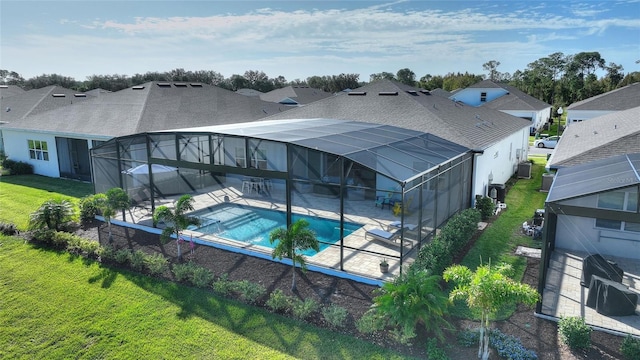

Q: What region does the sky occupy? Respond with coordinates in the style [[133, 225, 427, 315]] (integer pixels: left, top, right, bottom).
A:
[[1, 0, 639, 82]]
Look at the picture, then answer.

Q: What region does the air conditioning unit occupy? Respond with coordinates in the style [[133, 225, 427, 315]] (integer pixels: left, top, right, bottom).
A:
[[517, 162, 532, 179]]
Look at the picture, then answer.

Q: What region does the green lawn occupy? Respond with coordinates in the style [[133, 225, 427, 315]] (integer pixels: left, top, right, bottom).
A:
[[0, 236, 411, 359]]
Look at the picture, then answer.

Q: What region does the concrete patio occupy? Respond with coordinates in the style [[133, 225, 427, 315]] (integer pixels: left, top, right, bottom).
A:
[[541, 249, 640, 336]]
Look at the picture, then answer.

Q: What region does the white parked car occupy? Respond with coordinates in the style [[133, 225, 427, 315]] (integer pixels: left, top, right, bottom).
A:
[[534, 135, 561, 149]]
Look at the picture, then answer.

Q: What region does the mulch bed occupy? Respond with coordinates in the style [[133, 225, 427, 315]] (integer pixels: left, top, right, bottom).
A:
[[73, 219, 625, 359]]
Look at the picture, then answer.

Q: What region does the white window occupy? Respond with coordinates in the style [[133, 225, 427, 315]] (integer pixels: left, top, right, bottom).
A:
[[251, 148, 267, 170], [235, 147, 246, 168], [595, 191, 639, 232], [28, 140, 49, 161], [480, 92, 487, 102]]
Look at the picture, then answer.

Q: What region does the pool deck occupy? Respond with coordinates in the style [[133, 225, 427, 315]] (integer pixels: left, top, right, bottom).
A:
[[128, 179, 424, 282]]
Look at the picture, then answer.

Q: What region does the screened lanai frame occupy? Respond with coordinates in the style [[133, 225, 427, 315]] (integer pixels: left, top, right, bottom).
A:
[[91, 119, 474, 274]]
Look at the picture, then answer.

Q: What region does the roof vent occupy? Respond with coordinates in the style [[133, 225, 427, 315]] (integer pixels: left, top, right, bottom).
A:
[[157, 83, 171, 87], [190, 83, 203, 87], [74, 93, 87, 97], [52, 93, 66, 97], [378, 91, 398, 96], [132, 86, 145, 90], [347, 91, 367, 96], [0, 85, 8, 88], [420, 89, 431, 95], [5, 107, 10, 112], [406, 90, 419, 96], [174, 83, 187, 87]]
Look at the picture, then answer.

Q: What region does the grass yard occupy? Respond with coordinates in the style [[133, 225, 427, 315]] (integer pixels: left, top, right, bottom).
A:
[[0, 235, 411, 360], [0, 175, 93, 230]]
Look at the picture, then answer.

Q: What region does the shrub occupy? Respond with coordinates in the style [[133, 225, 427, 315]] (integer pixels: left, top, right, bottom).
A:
[[475, 196, 495, 220], [266, 289, 292, 312], [425, 338, 449, 360], [457, 328, 538, 360], [29, 199, 76, 231], [558, 316, 592, 350], [0, 222, 18, 236], [291, 298, 319, 320], [321, 304, 348, 329], [80, 240, 101, 258], [130, 250, 146, 271], [356, 310, 386, 334], [145, 253, 169, 276], [79, 195, 99, 221], [233, 280, 266, 304], [621, 335, 640, 360], [114, 249, 132, 265], [190, 266, 214, 288], [172, 262, 197, 282], [212, 274, 234, 296], [97, 245, 116, 262], [29, 228, 56, 246], [51, 231, 77, 248], [2, 158, 33, 175]]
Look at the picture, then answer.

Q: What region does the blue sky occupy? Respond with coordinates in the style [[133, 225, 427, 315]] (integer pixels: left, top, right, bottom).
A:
[[1, 0, 639, 82]]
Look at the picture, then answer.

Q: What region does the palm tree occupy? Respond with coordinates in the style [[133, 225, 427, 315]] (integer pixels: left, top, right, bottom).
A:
[[153, 194, 200, 261], [93, 187, 131, 242], [269, 219, 319, 291], [29, 199, 75, 231], [443, 262, 539, 360]]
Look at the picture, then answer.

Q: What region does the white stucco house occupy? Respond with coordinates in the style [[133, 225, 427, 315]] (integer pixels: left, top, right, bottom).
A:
[[448, 79, 552, 135], [565, 82, 640, 126], [0, 82, 288, 181], [262, 79, 533, 204]]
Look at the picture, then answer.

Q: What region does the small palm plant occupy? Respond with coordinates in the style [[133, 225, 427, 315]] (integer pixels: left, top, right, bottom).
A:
[[153, 194, 200, 261], [29, 199, 75, 231], [93, 187, 131, 242], [269, 219, 319, 291]]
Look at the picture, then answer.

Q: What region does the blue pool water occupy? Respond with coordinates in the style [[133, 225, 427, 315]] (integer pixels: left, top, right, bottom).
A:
[[190, 203, 363, 256]]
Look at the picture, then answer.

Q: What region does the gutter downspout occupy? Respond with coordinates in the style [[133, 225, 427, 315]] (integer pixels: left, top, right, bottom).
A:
[[469, 149, 484, 207]]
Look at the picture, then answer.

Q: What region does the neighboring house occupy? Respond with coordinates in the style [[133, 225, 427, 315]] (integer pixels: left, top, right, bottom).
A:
[[0, 85, 95, 154], [547, 106, 640, 170], [261, 79, 533, 203], [565, 82, 640, 126], [258, 85, 333, 106], [450, 79, 552, 135], [1, 82, 288, 181], [543, 152, 640, 259]]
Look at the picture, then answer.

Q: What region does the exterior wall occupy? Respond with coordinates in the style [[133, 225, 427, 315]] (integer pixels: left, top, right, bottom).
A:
[[472, 128, 529, 199], [501, 108, 550, 134], [450, 88, 508, 107], [3, 129, 61, 177], [555, 214, 640, 259], [566, 110, 615, 126]]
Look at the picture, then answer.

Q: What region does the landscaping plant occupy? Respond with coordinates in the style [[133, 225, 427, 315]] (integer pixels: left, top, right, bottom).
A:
[[621, 334, 640, 360], [443, 262, 539, 360], [153, 194, 200, 261], [558, 316, 592, 350], [93, 187, 131, 242], [269, 218, 319, 291], [29, 199, 75, 231]]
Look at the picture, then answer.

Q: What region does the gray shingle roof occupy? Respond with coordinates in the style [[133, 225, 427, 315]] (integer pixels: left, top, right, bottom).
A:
[[547, 106, 640, 169], [260, 79, 531, 150], [0, 85, 26, 98], [259, 86, 333, 105], [0, 85, 94, 125], [567, 82, 640, 111], [2, 82, 289, 138]]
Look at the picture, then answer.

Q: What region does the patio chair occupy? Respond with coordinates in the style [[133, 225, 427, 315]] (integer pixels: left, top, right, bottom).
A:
[[365, 228, 400, 245], [375, 191, 394, 209]]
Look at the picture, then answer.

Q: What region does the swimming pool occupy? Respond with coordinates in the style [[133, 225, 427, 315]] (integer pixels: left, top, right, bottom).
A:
[[190, 203, 363, 256]]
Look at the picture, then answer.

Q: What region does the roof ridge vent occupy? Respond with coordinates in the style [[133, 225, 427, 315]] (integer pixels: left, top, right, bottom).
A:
[[74, 93, 87, 97], [347, 91, 367, 96], [174, 83, 188, 87], [378, 91, 398, 96], [406, 90, 419, 96], [0, 85, 8, 88], [190, 83, 203, 87], [420, 89, 431, 95], [132, 86, 145, 90], [52, 93, 66, 97], [157, 83, 171, 87]]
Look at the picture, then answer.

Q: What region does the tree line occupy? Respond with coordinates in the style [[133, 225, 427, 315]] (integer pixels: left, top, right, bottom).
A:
[[2, 51, 639, 109]]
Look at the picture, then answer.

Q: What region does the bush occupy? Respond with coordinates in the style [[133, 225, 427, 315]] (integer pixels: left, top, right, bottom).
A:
[[457, 328, 537, 360], [621, 335, 640, 360], [2, 158, 33, 175], [321, 304, 348, 329], [30, 228, 57, 245], [356, 310, 386, 334], [212, 274, 234, 296], [425, 338, 449, 360], [233, 280, 266, 304], [29, 199, 76, 231], [79, 195, 99, 221], [190, 266, 214, 288], [97, 245, 116, 262], [130, 250, 146, 271], [114, 249, 132, 265], [80, 240, 101, 258], [172, 262, 197, 282], [266, 289, 292, 312], [145, 253, 169, 276], [0, 222, 18, 236], [558, 316, 592, 350], [475, 196, 495, 220], [291, 298, 319, 320]]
